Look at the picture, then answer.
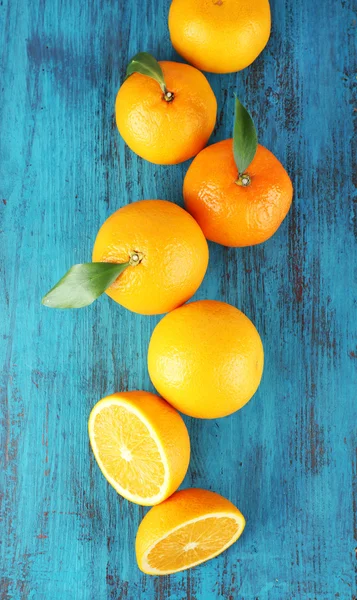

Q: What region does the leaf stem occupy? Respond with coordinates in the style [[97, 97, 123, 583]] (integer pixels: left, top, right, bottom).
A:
[[163, 90, 174, 102], [129, 251, 144, 265], [125, 52, 175, 101], [235, 173, 251, 187]]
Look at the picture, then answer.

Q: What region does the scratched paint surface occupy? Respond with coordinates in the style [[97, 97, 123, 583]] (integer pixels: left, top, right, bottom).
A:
[[1, 0, 357, 598]]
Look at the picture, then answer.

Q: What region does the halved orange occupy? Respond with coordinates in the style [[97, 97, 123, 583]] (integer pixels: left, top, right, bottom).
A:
[[136, 488, 246, 574], [88, 391, 190, 506]]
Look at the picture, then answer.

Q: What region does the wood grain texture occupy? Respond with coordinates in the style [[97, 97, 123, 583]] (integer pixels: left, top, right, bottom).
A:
[[1, 0, 356, 598]]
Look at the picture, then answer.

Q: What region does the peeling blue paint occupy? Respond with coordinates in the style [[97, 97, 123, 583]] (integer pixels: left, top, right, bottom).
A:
[[0, 0, 356, 598]]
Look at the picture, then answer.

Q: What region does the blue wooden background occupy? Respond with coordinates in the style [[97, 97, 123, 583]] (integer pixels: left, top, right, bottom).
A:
[[1, 0, 357, 598]]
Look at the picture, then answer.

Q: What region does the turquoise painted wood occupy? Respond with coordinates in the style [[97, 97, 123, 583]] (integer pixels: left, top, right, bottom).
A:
[[1, 0, 356, 598]]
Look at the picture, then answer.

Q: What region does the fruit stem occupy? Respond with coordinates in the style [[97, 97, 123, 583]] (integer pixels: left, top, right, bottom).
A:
[[235, 173, 251, 187], [163, 90, 174, 102], [129, 251, 144, 265]]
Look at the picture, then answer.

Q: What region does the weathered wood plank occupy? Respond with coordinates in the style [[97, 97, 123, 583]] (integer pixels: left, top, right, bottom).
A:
[[0, 0, 356, 598]]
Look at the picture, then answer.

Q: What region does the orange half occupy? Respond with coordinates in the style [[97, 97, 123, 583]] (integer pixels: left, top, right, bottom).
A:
[[88, 392, 190, 506], [136, 488, 246, 574]]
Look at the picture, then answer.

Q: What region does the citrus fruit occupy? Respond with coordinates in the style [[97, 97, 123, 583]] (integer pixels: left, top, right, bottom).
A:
[[88, 391, 190, 506], [43, 199, 208, 314], [148, 300, 264, 419], [168, 0, 271, 74], [136, 488, 246, 574], [92, 200, 209, 315], [116, 53, 217, 164], [184, 141, 293, 247], [183, 98, 293, 247]]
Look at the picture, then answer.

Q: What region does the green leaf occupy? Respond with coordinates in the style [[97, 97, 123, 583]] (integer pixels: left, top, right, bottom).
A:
[[42, 262, 130, 309], [233, 96, 258, 176], [125, 52, 166, 94]]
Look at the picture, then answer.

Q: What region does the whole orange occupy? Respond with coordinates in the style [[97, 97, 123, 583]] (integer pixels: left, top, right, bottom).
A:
[[92, 200, 209, 315], [148, 300, 264, 419], [115, 61, 217, 164], [183, 141, 293, 247], [169, 0, 271, 74]]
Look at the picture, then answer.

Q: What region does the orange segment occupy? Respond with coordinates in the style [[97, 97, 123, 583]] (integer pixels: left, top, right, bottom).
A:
[[146, 515, 241, 573], [88, 392, 190, 506], [91, 403, 165, 500]]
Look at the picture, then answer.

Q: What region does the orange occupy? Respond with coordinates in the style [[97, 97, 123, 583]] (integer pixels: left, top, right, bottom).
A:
[[88, 391, 190, 506], [183, 141, 293, 247], [169, 0, 271, 74], [115, 61, 217, 164], [148, 300, 264, 419], [136, 488, 246, 574], [92, 200, 209, 315]]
